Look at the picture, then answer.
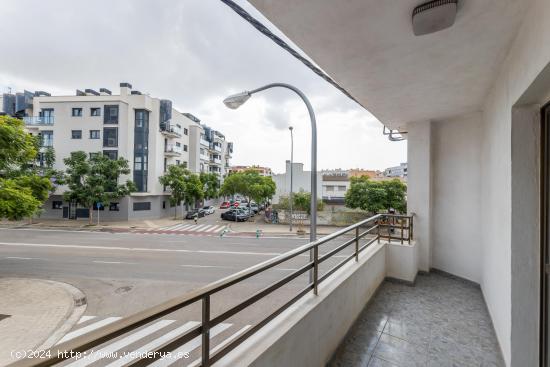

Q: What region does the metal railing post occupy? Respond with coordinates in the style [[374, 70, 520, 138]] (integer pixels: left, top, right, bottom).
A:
[[377, 220, 380, 243], [313, 244, 319, 295], [410, 216, 414, 241], [401, 219, 404, 244], [202, 296, 210, 367], [355, 226, 359, 261]]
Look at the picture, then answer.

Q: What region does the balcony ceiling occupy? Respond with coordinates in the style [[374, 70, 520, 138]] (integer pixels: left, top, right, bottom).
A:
[[249, 0, 531, 128]]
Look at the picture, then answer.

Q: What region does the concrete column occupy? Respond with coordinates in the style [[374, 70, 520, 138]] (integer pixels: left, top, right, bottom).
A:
[[406, 120, 432, 272]]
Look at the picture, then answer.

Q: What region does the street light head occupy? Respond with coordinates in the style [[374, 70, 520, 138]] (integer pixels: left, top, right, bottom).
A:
[[223, 91, 251, 109], [289, 126, 293, 131]]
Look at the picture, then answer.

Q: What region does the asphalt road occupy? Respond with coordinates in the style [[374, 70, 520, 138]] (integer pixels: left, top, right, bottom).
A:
[[0, 227, 361, 365]]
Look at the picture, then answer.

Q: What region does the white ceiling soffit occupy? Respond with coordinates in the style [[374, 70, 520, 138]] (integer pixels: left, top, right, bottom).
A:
[[249, 0, 530, 128]]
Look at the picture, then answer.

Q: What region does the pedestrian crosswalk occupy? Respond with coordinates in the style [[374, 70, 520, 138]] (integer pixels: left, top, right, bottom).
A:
[[57, 315, 251, 366], [160, 223, 228, 234]]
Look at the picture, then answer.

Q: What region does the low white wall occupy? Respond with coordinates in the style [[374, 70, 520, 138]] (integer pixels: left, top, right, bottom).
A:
[[218, 242, 386, 367], [386, 241, 418, 283]]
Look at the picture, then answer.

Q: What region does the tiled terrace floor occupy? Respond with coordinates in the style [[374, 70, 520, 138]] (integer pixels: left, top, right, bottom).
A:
[[329, 272, 504, 367]]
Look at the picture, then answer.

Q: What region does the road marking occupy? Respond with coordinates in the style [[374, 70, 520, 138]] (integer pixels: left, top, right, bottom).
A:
[[77, 316, 96, 324], [0, 242, 285, 257], [195, 225, 213, 232], [66, 319, 175, 367], [187, 325, 252, 367], [149, 323, 232, 367], [180, 264, 235, 269], [92, 260, 139, 265], [205, 225, 223, 232], [57, 317, 122, 344], [4, 256, 42, 260], [105, 321, 200, 367]]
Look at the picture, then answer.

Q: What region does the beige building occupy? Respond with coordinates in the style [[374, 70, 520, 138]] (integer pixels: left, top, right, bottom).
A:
[[7, 83, 233, 220], [228, 165, 273, 176]]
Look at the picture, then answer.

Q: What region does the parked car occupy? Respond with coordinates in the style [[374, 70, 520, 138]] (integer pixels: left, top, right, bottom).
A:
[[250, 203, 259, 213], [220, 202, 231, 209], [202, 206, 215, 215], [221, 208, 249, 222], [185, 208, 206, 219]]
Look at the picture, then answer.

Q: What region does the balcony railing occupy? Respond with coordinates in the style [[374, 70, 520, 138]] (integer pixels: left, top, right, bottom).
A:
[[12, 214, 412, 367], [213, 144, 222, 152], [23, 116, 54, 125], [164, 144, 182, 155], [160, 122, 182, 137], [200, 138, 210, 147], [211, 157, 222, 164], [200, 153, 209, 161]]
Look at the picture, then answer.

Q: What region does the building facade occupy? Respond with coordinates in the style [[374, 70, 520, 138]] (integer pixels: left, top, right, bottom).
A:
[[228, 165, 273, 176], [3, 83, 233, 220], [383, 162, 407, 178]]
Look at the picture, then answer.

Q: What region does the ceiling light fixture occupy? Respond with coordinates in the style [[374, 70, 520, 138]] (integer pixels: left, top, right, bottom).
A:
[[412, 0, 458, 36]]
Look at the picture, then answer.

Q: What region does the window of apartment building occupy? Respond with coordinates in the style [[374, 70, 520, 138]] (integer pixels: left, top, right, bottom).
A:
[[133, 109, 149, 192], [91, 108, 101, 116], [162, 201, 166, 209], [176, 142, 181, 147], [133, 202, 151, 211], [104, 105, 119, 124], [89, 130, 100, 139], [184, 128, 188, 135], [52, 201, 63, 209], [72, 108, 83, 117], [109, 202, 119, 211], [164, 158, 167, 172], [103, 150, 118, 160], [103, 127, 118, 147], [183, 144, 188, 152], [182, 161, 188, 168], [89, 152, 100, 160], [326, 185, 335, 191], [71, 130, 82, 139], [40, 131, 53, 147], [39, 108, 54, 123], [176, 160, 180, 165], [338, 186, 347, 191]]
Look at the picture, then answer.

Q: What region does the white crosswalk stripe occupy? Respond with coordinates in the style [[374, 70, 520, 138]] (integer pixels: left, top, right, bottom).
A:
[[161, 223, 226, 234], [61, 315, 251, 366]]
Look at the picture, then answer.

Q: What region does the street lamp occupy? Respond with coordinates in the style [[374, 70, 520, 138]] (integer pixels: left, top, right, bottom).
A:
[[289, 126, 294, 232], [223, 83, 317, 244]]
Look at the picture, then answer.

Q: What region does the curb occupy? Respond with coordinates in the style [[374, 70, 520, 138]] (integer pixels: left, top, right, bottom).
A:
[[33, 279, 87, 350]]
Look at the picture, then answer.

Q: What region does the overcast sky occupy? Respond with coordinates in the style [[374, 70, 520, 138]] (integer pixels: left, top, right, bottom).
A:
[[0, 0, 406, 173]]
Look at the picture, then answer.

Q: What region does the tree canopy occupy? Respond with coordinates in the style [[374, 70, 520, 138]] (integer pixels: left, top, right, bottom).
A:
[[199, 172, 220, 200], [277, 191, 324, 214], [63, 151, 136, 224], [159, 165, 203, 218], [345, 176, 407, 214], [219, 170, 276, 205], [0, 116, 53, 220]]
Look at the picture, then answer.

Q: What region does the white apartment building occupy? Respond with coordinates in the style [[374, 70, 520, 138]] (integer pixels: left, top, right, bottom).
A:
[[6, 83, 233, 220], [384, 162, 408, 178]]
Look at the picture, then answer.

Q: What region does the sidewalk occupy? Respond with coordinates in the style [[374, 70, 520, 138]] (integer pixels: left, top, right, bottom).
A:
[[1, 217, 345, 237], [0, 278, 86, 366]]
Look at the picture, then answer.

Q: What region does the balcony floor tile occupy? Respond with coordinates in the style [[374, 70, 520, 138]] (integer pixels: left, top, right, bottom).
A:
[[328, 273, 504, 367]]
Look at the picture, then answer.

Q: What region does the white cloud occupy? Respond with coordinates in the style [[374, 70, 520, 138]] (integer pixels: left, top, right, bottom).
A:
[[0, 0, 406, 173]]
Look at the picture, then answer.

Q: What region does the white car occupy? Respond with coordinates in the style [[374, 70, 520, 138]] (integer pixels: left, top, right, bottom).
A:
[[202, 206, 215, 215]]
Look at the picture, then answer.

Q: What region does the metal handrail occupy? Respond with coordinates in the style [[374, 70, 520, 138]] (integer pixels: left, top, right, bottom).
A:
[[10, 213, 412, 367]]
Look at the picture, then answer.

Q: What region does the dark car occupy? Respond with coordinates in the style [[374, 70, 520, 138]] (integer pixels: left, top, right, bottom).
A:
[[221, 208, 249, 222], [185, 208, 206, 219]]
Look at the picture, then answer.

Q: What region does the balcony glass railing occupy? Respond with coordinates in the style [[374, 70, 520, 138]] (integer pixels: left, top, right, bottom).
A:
[[200, 138, 210, 147], [214, 145, 222, 152], [160, 122, 182, 136], [165, 144, 182, 154], [23, 116, 55, 125], [200, 154, 209, 161]]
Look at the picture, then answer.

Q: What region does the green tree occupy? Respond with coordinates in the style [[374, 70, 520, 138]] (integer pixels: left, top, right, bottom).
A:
[[159, 165, 204, 218], [345, 176, 407, 214], [63, 151, 136, 224], [200, 172, 220, 201], [290, 191, 324, 214], [220, 170, 277, 206], [0, 116, 52, 220]]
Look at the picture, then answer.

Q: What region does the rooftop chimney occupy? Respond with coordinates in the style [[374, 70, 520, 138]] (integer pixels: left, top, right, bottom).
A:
[[99, 88, 112, 96], [130, 90, 142, 95], [120, 82, 132, 96]]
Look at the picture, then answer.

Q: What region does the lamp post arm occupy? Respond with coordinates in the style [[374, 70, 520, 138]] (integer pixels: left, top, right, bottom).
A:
[[248, 83, 317, 242]]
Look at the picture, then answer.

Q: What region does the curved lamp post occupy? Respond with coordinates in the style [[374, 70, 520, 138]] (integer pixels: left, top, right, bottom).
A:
[[289, 125, 294, 233], [223, 83, 318, 245]]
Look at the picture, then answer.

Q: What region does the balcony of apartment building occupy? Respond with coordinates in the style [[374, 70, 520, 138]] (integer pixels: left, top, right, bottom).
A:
[[210, 154, 222, 165], [164, 143, 182, 156], [16, 2, 550, 367], [159, 121, 182, 138], [213, 142, 222, 153], [200, 135, 210, 148], [22, 116, 55, 125]]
